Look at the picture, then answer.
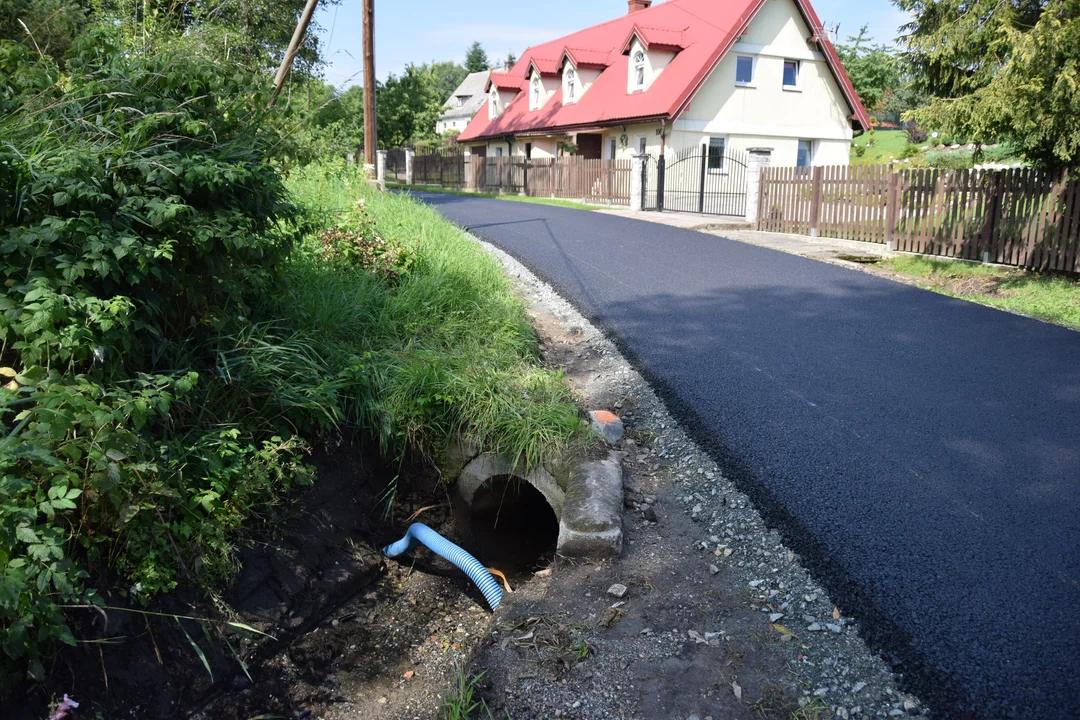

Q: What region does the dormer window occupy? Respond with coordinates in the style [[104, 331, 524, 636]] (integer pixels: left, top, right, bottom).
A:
[[566, 68, 576, 101], [489, 87, 499, 119], [531, 76, 542, 109], [633, 51, 645, 88]]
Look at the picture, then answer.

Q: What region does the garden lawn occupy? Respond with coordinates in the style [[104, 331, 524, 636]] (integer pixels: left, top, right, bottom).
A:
[[877, 256, 1080, 330], [851, 130, 909, 165]]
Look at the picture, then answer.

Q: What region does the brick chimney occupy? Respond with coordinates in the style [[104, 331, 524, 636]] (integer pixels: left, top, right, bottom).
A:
[[628, 0, 652, 12]]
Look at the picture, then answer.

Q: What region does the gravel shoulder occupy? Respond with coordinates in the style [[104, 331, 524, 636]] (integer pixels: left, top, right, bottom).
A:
[[466, 239, 926, 720]]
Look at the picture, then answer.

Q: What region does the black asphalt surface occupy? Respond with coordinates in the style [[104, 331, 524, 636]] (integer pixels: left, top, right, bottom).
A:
[[414, 192, 1080, 719]]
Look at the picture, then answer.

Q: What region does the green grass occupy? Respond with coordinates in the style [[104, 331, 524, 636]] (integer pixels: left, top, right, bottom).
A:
[[878, 255, 1080, 330], [281, 163, 586, 471], [442, 665, 494, 719], [386, 182, 603, 211], [852, 130, 910, 165]]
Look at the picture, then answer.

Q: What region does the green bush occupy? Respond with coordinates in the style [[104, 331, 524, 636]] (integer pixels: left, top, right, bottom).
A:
[[927, 151, 975, 170], [900, 143, 922, 159], [0, 32, 311, 686]]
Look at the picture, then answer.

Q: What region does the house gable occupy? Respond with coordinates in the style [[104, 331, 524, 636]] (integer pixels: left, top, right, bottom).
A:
[[675, 0, 854, 141]]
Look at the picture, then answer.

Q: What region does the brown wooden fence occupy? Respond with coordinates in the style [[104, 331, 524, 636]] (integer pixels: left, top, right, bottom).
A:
[[409, 154, 632, 206], [413, 152, 468, 188], [757, 165, 1080, 273]]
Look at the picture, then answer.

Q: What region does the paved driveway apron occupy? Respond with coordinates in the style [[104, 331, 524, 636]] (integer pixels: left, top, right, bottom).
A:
[[414, 193, 1080, 719]]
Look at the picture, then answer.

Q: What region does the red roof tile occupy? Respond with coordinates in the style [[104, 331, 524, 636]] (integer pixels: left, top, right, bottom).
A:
[[458, 0, 870, 143]]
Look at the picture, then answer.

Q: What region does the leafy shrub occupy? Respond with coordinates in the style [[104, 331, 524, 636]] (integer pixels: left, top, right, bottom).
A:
[[0, 31, 314, 687], [318, 200, 417, 280], [905, 121, 928, 144], [927, 151, 975, 170], [854, 145, 867, 158], [900, 143, 922, 159]]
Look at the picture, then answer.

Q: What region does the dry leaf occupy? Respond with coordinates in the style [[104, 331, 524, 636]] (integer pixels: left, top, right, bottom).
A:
[[771, 623, 795, 636], [732, 680, 743, 700], [832, 606, 841, 620], [403, 670, 415, 680]]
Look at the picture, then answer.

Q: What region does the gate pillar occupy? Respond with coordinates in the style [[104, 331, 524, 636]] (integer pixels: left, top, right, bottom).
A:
[[745, 147, 773, 224]]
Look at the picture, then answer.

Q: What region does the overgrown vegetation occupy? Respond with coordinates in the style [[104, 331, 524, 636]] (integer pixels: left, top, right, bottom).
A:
[[0, 29, 581, 691], [876, 256, 1080, 330]]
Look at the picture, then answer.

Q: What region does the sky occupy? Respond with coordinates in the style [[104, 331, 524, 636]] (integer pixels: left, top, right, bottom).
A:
[[314, 0, 911, 89]]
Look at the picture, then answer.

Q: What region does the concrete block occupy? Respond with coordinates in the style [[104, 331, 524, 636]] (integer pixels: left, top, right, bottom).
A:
[[557, 451, 625, 558]]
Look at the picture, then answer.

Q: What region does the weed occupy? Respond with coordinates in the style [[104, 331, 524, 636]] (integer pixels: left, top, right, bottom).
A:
[[442, 664, 490, 720], [790, 697, 829, 720]]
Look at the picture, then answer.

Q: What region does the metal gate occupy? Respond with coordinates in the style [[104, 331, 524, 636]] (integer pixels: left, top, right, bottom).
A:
[[641, 145, 748, 216]]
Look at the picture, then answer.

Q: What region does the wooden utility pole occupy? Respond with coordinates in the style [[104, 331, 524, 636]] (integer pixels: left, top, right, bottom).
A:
[[270, 0, 320, 107], [363, 0, 377, 166]]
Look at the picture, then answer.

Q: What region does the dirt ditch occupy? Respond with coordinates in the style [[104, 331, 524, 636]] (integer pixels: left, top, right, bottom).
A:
[[5, 438, 538, 720]]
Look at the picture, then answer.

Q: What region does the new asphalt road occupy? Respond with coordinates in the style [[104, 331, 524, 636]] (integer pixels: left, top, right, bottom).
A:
[[414, 192, 1080, 719]]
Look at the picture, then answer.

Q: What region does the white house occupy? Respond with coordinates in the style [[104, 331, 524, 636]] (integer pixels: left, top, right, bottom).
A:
[[456, 0, 869, 170], [436, 71, 490, 135]]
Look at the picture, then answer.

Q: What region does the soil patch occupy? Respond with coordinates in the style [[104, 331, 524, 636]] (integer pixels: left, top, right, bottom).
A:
[[2, 439, 493, 720]]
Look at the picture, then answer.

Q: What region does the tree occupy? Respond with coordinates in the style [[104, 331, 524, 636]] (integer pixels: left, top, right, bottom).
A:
[[896, 0, 1080, 167], [464, 40, 489, 73], [834, 26, 901, 114], [429, 60, 468, 104], [504, 50, 517, 69], [0, 0, 88, 62]]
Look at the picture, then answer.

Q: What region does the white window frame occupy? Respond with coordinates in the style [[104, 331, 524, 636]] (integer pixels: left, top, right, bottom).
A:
[[797, 139, 815, 168], [608, 137, 617, 160], [632, 51, 646, 90], [707, 136, 728, 174], [489, 88, 499, 119], [783, 59, 801, 91], [636, 136, 647, 155], [565, 67, 577, 102], [531, 75, 542, 110], [496, 146, 504, 158], [734, 55, 756, 87]]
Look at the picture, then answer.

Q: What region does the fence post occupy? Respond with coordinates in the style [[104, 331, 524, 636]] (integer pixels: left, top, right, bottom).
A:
[[698, 144, 707, 214], [809, 166, 824, 237], [376, 150, 387, 188], [745, 147, 773, 225], [631, 153, 647, 212], [885, 170, 900, 250], [405, 149, 414, 186], [657, 155, 666, 213]]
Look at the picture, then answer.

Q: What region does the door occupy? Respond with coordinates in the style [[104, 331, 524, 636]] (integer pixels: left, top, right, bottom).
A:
[[576, 133, 603, 160]]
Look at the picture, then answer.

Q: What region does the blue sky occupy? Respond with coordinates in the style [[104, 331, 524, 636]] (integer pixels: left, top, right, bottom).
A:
[[315, 0, 910, 88]]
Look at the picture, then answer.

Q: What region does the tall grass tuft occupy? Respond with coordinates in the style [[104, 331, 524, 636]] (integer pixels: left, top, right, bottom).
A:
[[278, 163, 585, 470]]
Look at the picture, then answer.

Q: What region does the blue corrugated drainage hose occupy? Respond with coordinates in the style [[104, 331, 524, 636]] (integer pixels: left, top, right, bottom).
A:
[[382, 523, 503, 611]]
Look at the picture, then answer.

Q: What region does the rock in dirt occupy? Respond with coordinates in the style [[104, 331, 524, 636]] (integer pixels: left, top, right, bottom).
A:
[[607, 583, 629, 599], [589, 410, 625, 444]]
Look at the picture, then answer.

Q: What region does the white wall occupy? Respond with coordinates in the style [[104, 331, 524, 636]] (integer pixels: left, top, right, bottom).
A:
[[563, 64, 602, 104], [673, 0, 854, 166], [627, 38, 676, 94]]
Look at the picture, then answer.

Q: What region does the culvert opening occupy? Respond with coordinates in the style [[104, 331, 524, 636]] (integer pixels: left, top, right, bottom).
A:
[[462, 474, 559, 579]]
